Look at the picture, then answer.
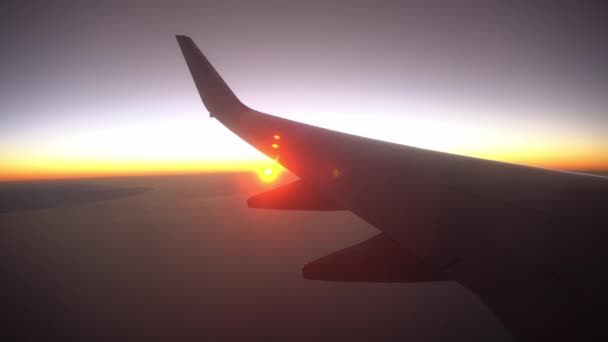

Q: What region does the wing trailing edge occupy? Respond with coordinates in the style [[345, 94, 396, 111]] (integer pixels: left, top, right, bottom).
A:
[[248, 180, 345, 211], [303, 233, 449, 282]]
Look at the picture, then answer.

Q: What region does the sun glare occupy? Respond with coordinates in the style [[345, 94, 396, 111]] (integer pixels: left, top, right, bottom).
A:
[[258, 166, 279, 183]]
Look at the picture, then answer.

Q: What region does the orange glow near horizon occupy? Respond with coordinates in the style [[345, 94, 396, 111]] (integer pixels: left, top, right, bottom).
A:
[[1, 145, 606, 182], [1, 116, 607, 182], [0, 159, 265, 182]]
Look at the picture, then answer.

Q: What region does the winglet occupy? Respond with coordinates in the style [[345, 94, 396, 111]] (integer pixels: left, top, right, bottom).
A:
[[176, 35, 248, 117]]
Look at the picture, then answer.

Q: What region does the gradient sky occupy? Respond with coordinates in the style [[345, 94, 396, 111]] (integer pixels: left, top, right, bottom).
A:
[[2, 1, 607, 181]]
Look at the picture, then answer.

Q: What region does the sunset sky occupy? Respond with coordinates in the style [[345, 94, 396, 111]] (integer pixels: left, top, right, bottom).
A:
[[2, 1, 607, 181]]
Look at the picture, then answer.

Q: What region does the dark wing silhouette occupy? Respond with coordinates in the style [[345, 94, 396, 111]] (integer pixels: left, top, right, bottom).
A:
[[176, 35, 608, 341]]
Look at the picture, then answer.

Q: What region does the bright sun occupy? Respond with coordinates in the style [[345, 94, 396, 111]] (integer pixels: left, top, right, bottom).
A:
[[258, 166, 279, 183]]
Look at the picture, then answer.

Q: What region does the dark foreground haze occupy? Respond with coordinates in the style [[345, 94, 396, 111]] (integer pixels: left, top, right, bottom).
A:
[[0, 173, 512, 341]]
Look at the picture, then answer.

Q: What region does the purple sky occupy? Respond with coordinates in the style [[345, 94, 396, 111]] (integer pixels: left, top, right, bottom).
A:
[[2, 1, 608, 179]]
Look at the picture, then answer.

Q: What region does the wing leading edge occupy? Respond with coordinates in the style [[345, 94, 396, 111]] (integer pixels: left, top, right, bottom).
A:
[[176, 35, 608, 341]]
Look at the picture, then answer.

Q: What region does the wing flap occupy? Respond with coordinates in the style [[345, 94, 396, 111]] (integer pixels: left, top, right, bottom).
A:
[[302, 233, 448, 282], [248, 179, 345, 211]]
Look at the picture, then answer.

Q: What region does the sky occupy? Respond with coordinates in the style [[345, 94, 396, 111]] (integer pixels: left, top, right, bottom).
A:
[[1, 1, 607, 181]]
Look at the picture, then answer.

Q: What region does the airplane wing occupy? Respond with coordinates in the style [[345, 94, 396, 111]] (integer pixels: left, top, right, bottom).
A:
[[176, 35, 608, 341]]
